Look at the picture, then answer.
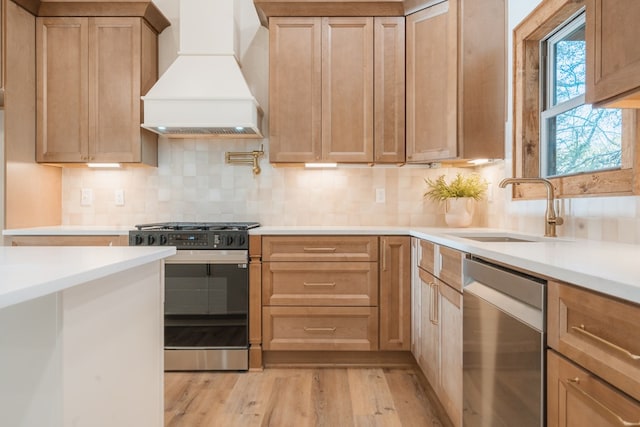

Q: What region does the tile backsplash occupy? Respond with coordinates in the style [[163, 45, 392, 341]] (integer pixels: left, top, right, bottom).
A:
[[61, 140, 640, 244]]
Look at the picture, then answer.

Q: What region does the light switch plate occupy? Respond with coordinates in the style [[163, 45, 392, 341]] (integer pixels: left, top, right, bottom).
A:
[[375, 188, 385, 203]]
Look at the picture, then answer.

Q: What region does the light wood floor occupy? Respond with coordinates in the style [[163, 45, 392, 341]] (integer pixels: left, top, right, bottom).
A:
[[165, 368, 448, 427]]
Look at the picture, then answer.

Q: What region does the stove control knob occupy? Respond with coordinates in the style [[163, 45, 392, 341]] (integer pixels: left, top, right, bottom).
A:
[[159, 235, 168, 245], [238, 235, 246, 247], [225, 235, 234, 246], [134, 234, 144, 246], [147, 235, 156, 245]]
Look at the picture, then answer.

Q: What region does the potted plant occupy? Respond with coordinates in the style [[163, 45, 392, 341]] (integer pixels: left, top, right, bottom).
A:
[[424, 173, 488, 227]]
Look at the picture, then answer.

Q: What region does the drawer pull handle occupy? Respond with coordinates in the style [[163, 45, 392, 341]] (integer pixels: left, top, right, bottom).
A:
[[566, 378, 640, 426], [571, 325, 640, 361], [303, 282, 336, 287], [303, 247, 337, 253], [304, 327, 336, 333]]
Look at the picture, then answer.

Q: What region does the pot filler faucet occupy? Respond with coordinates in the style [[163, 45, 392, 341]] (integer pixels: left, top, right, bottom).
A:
[[499, 177, 564, 237]]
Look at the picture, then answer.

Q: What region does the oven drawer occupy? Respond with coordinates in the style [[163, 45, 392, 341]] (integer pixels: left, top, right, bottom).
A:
[[548, 280, 640, 402], [262, 236, 378, 262], [262, 306, 378, 351], [262, 261, 378, 306]]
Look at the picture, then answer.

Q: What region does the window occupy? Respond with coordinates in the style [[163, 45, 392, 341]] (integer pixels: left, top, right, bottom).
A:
[[540, 13, 622, 178], [513, 1, 638, 199]]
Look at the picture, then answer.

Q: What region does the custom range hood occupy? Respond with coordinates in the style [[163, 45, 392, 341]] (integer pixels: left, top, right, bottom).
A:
[[142, 0, 263, 138]]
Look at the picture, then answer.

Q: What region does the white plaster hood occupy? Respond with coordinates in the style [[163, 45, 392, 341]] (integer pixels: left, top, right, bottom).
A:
[[142, 0, 263, 138]]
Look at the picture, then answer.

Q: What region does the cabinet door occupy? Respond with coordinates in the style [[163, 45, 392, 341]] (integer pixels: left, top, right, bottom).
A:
[[439, 282, 462, 427], [0, 0, 5, 108], [88, 18, 142, 163], [418, 268, 439, 389], [379, 236, 410, 350], [406, 1, 457, 163], [374, 17, 405, 163], [410, 238, 422, 360], [548, 280, 640, 402], [322, 17, 374, 163], [547, 350, 640, 427], [269, 17, 322, 162], [586, 0, 640, 107], [37, 17, 89, 162]]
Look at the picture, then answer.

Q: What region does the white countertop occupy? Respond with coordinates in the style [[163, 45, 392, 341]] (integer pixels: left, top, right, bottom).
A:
[[0, 246, 175, 309], [3, 225, 132, 236], [252, 226, 640, 305], [4, 225, 639, 304]]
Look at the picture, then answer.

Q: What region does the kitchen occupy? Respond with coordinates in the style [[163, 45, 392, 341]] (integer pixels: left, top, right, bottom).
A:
[[1, 0, 639, 426]]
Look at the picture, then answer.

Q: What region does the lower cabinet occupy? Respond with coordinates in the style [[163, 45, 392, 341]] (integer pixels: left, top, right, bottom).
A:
[[262, 306, 378, 351], [260, 235, 410, 353], [6, 234, 128, 246], [547, 279, 640, 426], [413, 237, 463, 427], [547, 350, 640, 427]]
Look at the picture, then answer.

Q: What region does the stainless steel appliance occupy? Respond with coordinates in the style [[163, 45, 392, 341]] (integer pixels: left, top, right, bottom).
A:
[[130, 222, 260, 371], [462, 257, 546, 427]]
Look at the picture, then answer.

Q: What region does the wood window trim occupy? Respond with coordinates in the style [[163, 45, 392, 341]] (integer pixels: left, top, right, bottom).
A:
[[512, 0, 640, 200]]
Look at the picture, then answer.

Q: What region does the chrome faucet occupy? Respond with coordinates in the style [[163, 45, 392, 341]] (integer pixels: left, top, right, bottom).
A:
[[499, 177, 564, 237]]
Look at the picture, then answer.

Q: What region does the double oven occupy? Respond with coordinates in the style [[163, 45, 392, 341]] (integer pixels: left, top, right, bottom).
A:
[[130, 222, 259, 371]]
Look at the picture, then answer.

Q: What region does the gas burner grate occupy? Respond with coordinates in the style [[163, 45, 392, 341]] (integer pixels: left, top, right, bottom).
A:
[[134, 222, 260, 231]]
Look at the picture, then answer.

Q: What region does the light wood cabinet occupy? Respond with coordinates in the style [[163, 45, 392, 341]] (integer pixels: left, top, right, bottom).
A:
[[586, 0, 640, 108], [269, 16, 404, 164], [262, 235, 379, 351], [36, 17, 158, 165], [6, 235, 128, 246], [547, 350, 640, 427], [0, 0, 5, 108], [547, 280, 640, 403], [379, 236, 410, 350], [413, 238, 464, 426], [263, 306, 378, 351], [405, 0, 505, 163]]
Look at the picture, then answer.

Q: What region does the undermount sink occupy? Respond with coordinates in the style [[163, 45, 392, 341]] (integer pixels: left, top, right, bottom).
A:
[[446, 233, 543, 243]]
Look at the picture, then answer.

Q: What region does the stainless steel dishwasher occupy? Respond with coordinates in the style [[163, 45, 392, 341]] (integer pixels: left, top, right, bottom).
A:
[[462, 257, 546, 427]]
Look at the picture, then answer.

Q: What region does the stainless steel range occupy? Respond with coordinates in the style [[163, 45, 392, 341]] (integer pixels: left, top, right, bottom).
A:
[[130, 222, 260, 371]]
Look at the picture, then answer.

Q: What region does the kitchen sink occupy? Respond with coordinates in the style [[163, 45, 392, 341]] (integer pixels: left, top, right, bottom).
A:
[[446, 233, 543, 243]]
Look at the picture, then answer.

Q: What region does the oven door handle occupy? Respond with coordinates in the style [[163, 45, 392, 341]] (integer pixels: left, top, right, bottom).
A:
[[165, 250, 248, 264]]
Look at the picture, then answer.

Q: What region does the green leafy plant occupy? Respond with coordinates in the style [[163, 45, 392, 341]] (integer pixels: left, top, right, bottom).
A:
[[423, 173, 488, 202]]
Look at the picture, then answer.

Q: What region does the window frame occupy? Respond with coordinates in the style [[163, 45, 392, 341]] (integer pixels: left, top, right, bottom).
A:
[[512, 0, 639, 200]]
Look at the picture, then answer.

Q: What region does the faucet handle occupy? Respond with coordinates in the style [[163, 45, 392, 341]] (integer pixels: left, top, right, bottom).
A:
[[554, 217, 564, 226]]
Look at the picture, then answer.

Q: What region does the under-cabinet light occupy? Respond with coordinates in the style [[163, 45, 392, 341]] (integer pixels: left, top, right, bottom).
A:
[[468, 158, 491, 165], [304, 163, 338, 168], [87, 163, 121, 168]]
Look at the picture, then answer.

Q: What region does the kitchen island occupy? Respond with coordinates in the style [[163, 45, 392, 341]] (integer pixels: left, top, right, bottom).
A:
[[0, 245, 175, 427]]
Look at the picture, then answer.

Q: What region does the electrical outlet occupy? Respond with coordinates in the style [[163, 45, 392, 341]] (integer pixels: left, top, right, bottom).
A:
[[115, 189, 125, 206], [375, 188, 385, 203], [81, 188, 93, 206]]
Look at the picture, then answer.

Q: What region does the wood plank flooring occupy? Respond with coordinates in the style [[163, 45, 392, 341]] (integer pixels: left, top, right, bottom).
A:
[[165, 368, 448, 427]]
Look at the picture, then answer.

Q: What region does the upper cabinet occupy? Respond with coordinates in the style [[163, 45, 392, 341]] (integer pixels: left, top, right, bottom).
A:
[[406, 0, 505, 163], [36, 17, 158, 165], [269, 16, 404, 164], [0, 0, 5, 108], [585, 0, 640, 108]]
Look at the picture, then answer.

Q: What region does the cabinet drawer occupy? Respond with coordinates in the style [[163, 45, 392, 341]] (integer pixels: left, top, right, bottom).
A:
[[547, 350, 640, 427], [262, 261, 377, 306], [438, 246, 464, 292], [418, 239, 435, 273], [548, 280, 640, 401], [262, 236, 378, 262], [8, 235, 128, 246], [262, 306, 378, 351]]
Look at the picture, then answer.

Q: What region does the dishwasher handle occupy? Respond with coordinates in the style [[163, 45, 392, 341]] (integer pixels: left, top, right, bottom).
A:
[[463, 258, 546, 333]]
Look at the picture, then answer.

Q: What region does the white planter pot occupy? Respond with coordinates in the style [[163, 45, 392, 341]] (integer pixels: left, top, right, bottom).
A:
[[444, 197, 475, 227]]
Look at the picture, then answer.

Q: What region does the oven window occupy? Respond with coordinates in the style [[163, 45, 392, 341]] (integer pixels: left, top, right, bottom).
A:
[[164, 263, 248, 348]]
